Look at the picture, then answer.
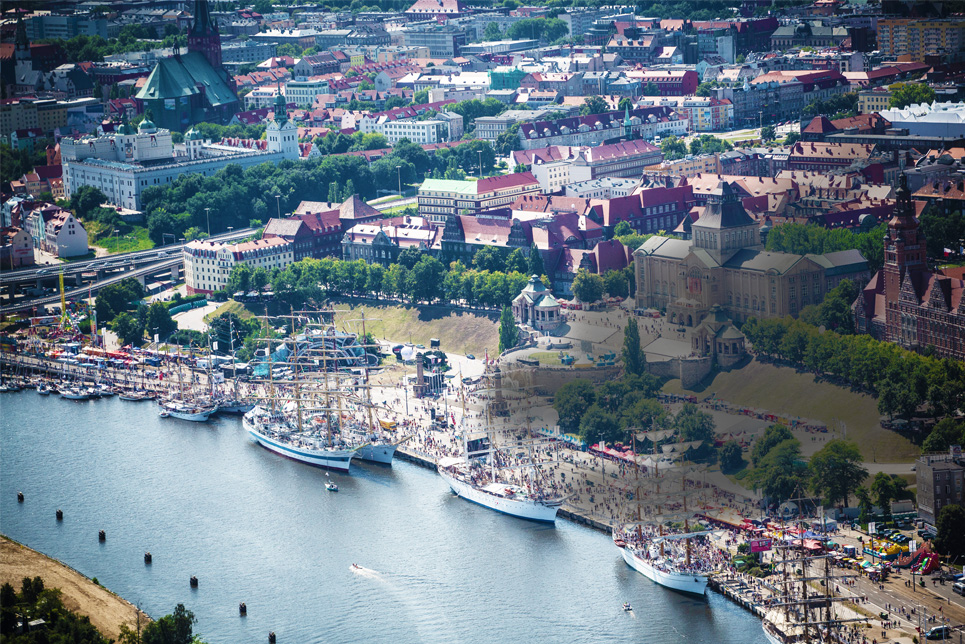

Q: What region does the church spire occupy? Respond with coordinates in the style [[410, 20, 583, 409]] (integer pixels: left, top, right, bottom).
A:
[[14, 12, 30, 59], [889, 172, 916, 230], [187, 0, 222, 70], [190, 0, 215, 36]]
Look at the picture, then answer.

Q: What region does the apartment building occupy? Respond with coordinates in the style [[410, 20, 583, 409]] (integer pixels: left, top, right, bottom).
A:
[[184, 237, 295, 295]]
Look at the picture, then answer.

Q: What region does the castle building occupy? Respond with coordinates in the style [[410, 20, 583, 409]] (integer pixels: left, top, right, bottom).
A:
[[854, 175, 965, 360], [633, 180, 870, 328]]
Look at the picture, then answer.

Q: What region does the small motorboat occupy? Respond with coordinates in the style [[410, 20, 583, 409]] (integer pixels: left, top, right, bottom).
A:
[[326, 481, 338, 492], [622, 603, 632, 612], [37, 385, 51, 395], [159, 410, 171, 418]]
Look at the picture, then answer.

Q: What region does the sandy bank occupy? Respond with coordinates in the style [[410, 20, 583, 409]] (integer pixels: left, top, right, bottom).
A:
[[0, 535, 150, 640]]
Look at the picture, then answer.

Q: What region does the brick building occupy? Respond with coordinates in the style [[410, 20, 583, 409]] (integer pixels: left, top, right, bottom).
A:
[[854, 175, 965, 360]]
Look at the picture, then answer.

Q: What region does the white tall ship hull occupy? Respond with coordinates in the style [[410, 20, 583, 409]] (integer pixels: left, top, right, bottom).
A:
[[245, 418, 355, 473], [438, 468, 559, 523], [355, 443, 397, 465], [621, 546, 708, 596], [762, 622, 784, 644]]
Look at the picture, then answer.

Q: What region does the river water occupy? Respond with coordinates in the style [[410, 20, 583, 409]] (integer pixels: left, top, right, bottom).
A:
[[1, 392, 767, 644]]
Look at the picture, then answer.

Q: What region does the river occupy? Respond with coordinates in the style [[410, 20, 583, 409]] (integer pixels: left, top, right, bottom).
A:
[[1, 391, 767, 644]]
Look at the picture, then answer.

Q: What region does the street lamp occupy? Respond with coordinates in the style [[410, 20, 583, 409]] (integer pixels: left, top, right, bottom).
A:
[[205, 207, 211, 237], [112, 228, 119, 251], [478, 150, 483, 178], [396, 165, 402, 197]]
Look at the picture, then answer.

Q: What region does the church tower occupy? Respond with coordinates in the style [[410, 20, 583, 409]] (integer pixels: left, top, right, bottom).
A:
[[188, 0, 222, 70], [266, 90, 298, 159], [13, 13, 33, 78], [624, 105, 633, 140], [882, 173, 927, 342], [690, 180, 759, 265]]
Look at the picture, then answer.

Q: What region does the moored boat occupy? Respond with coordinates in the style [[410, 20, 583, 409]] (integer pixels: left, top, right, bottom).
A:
[[243, 406, 356, 473], [438, 457, 561, 523], [159, 399, 216, 422], [614, 531, 709, 596]]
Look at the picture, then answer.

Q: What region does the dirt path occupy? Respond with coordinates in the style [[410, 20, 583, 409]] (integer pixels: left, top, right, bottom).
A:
[[0, 536, 150, 640]]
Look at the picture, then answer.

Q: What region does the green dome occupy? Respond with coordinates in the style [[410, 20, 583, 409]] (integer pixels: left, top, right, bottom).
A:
[[138, 118, 157, 133], [185, 127, 203, 141]]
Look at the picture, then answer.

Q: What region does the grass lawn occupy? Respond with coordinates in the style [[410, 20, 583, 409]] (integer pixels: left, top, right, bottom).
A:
[[331, 298, 498, 357], [59, 252, 97, 263], [87, 221, 154, 254], [530, 351, 564, 366], [661, 359, 918, 463], [204, 299, 258, 323], [378, 203, 418, 217]]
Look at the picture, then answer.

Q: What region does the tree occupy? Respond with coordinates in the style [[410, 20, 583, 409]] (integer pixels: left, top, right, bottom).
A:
[[396, 247, 422, 270], [95, 277, 145, 323], [580, 95, 610, 116], [617, 97, 633, 112], [695, 82, 715, 97], [807, 440, 867, 508], [142, 603, 196, 644], [760, 125, 776, 141], [642, 81, 660, 96], [870, 471, 896, 519], [888, 82, 936, 109], [571, 268, 604, 303], [622, 318, 645, 376], [498, 306, 519, 354], [660, 135, 687, 161], [752, 424, 794, 466], [146, 301, 176, 340], [579, 403, 621, 445], [553, 379, 596, 433], [746, 438, 806, 503], [922, 417, 965, 453], [505, 248, 528, 274], [408, 255, 445, 302], [226, 264, 252, 294], [484, 22, 502, 40], [675, 402, 715, 444], [719, 440, 744, 473], [784, 131, 800, 146], [472, 245, 506, 272], [855, 486, 872, 524], [935, 504, 965, 558], [603, 269, 629, 298], [111, 312, 144, 347], [71, 185, 108, 220], [527, 244, 544, 276]]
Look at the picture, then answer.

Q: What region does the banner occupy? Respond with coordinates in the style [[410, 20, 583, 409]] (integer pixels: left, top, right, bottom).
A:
[[750, 538, 772, 553]]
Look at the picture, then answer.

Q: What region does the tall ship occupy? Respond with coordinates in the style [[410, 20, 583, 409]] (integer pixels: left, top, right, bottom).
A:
[[760, 541, 867, 644], [613, 458, 716, 595], [438, 373, 563, 523], [243, 404, 357, 472], [613, 524, 712, 595]]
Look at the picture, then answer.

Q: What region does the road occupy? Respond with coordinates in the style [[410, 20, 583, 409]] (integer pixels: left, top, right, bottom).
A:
[[0, 258, 181, 315], [0, 227, 255, 284]]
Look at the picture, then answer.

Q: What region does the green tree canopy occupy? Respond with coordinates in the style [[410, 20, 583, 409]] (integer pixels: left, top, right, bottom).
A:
[[751, 424, 794, 467], [888, 82, 936, 109], [498, 305, 519, 353], [718, 440, 744, 473], [807, 439, 867, 507], [572, 268, 604, 303], [622, 317, 645, 376], [935, 504, 965, 558], [553, 379, 596, 434]]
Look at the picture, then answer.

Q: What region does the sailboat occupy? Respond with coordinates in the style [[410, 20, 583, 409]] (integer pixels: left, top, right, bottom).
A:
[[437, 370, 563, 523], [613, 451, 716, 596], [760, 541, 867, 643], [217, 318, 254, 414], [158, 345, 217, 421], [243, 322, 358, 473]]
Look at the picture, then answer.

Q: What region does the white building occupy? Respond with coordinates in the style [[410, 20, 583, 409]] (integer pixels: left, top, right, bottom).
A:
[[879, 101, 965, 138], [284, 78, 330, 107], [24, 206, 88, 258], [531, 159, 571, 194], [184, 237, 294, 295], [565, 177, 639, 199], [62, 113, 299, 211]]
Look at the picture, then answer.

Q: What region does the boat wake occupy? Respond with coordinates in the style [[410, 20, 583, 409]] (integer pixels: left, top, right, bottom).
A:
[[350, 564, 384, 581]]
